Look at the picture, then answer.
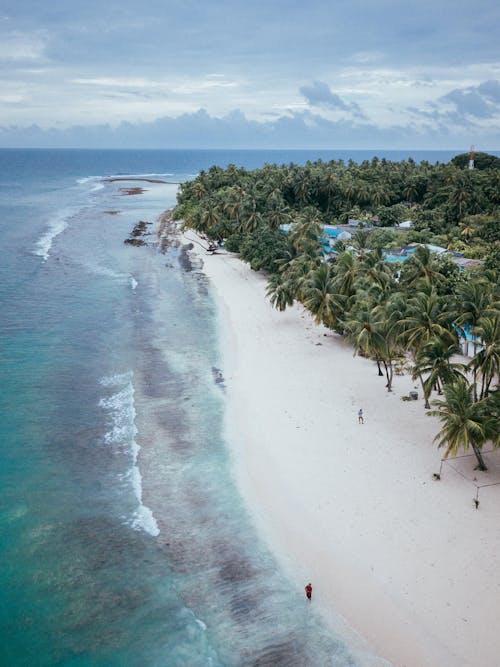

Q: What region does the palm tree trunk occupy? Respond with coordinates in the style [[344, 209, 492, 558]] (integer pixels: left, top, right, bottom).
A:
[[383, 361, 393, 392], [376, 358, 384, 376], [471, 443, 488, 471], [416, 372, 430, 408], [472, 368, 478, 402]]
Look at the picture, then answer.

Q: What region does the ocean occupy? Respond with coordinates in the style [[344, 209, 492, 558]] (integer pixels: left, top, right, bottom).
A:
[[0, 147, 481, 667]]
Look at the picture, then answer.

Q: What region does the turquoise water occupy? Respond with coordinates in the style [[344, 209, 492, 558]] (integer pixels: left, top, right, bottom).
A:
[[1, 149, 392, 666]]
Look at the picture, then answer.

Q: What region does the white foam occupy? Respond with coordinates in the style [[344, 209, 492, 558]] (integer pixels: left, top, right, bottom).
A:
[[33, 207, 75, 261], [100, 371, 133, 387], [76, 176, 100, 185], [88, 264, 133, 285], [99, 372, 160, 537], [107, 172, 175, 180], [130, 466, 160, 536], [195, 618, 207, 631]]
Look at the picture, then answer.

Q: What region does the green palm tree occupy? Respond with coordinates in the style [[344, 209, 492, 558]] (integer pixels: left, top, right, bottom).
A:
[[340, 175, 357, 208], [453, 280, 495, 331], [192, 180, 207, 200], [355, 180, 371, 206], [359, 248, 395, 295], [430, 379, 493, 471], [280, 253, 320, 303], [201, 199, 222, 237], [267, 202, 291, 230], [266, 273, 295, 312], [288, 211, 323, 257], [412, 338, 466, 405], [333, 251, 359, 298], [293, 172, 311, 207], [344, 298, 387, 377], [402, 178, 419, 205], [240, 197, 262, 233], [322, 168, 339, 214], [224, 186, 245, 230], [400, 289, 456, 407], [371, 293, 407, 391], [302, 263, 345, 330], [370, 184, 390, 207], [468, 315, 500, 401], [401, 289, 454, 348], [401, 246, 446, 289]]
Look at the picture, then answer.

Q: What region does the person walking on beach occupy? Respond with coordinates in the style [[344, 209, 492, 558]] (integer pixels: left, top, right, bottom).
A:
[[305, 583, 312, 601], [358, 408, 364, 424]]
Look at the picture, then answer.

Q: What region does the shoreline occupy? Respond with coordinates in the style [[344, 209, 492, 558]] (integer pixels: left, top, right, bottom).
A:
[[183, 229, 500, 667]]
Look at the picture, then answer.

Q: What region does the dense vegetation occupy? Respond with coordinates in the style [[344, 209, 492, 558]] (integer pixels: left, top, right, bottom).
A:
[[175, 155, 499, 469]]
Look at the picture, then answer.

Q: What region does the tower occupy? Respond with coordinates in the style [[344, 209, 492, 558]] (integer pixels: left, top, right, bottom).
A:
[[468, 145, 475, 170]]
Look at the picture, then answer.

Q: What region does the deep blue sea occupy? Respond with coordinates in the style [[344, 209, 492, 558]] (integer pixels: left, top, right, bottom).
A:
[[1, 147, 478, 667]]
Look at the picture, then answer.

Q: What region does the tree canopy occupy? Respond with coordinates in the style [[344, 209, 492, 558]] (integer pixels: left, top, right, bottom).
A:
[[177, 153, 500, 470]]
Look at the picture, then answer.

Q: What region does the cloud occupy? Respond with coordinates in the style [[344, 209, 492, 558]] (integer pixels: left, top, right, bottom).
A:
[[477, 80, 500, 103], [2, 106, 497, 150], [0, 31, 47, 61], [404, 79, 500, 135], [299, 80, 365, 118], [440, 79, 500, 119]]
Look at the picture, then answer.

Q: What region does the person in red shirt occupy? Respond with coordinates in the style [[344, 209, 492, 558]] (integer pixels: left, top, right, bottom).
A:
[[305, 583, 312, 600]]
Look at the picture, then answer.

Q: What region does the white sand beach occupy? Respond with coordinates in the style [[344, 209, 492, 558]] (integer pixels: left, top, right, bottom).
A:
[[185, 234, 500, 667]]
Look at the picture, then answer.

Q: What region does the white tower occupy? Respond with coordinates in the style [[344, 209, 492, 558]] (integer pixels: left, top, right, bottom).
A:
[[468, 145, 475, 170]]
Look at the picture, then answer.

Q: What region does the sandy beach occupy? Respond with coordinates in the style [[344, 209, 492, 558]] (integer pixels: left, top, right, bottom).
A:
[[185, 233, 500, 667]]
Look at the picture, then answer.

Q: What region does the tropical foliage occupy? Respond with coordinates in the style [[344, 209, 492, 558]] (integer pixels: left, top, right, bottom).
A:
[[177, 154, 500, 469]]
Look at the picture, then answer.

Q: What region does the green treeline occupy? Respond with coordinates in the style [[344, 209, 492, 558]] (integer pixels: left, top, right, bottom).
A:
[[175, 154, 499, 469]]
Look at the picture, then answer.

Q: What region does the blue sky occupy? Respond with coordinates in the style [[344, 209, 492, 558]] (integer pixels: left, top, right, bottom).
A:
[[1, 0, 499, 148]]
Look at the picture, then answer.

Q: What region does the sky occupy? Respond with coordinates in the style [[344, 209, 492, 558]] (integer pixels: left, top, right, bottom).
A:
[[1, 0, 499, 149]]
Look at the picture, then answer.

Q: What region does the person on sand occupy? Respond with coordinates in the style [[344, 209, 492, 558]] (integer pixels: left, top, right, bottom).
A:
[[305, 583, 312, 601], [358, 408, 364, 424]]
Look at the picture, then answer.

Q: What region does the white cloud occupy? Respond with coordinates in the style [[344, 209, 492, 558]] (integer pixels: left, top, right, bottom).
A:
[[0, 32, 47, 61]]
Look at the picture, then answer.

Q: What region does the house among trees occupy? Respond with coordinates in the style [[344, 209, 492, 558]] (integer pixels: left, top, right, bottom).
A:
[[459, 326, 485, 358], [398, 220, 413, 229]]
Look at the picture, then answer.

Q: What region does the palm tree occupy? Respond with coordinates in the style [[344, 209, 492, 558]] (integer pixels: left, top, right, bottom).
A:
[[370, 184, 390, 207], [447, 173, 475, 222], [340, 175, 357, 208], [344, 298, 387, 377], [459, 218, 476, 243], [401, 289, 455, 350], [401, 246, 446, 289], [333, 251, 359, 299], [224, 186, 245, 230], [192, 180, 207, 201], [400, 289, 456, 407], [200, 199, 222, 237], [359, 248, 395, 296], [412, 338, 466, 405], [302, 263, 345, 330], [293, 172, 311, 207], [322, 168, 339, 214], [240, 197, 262, 233], [266, 273, 295, 311], [267, 202, 291, 231], [371, 292, 407, 391], [468, 315, 500, 401], [279, 253, 320, 303], [430, 379, 492, 471], [288, 210, 323, 256], [355, 180, 371, 207], [453, 280, 495, 331], [402, 178, 419, 205]]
